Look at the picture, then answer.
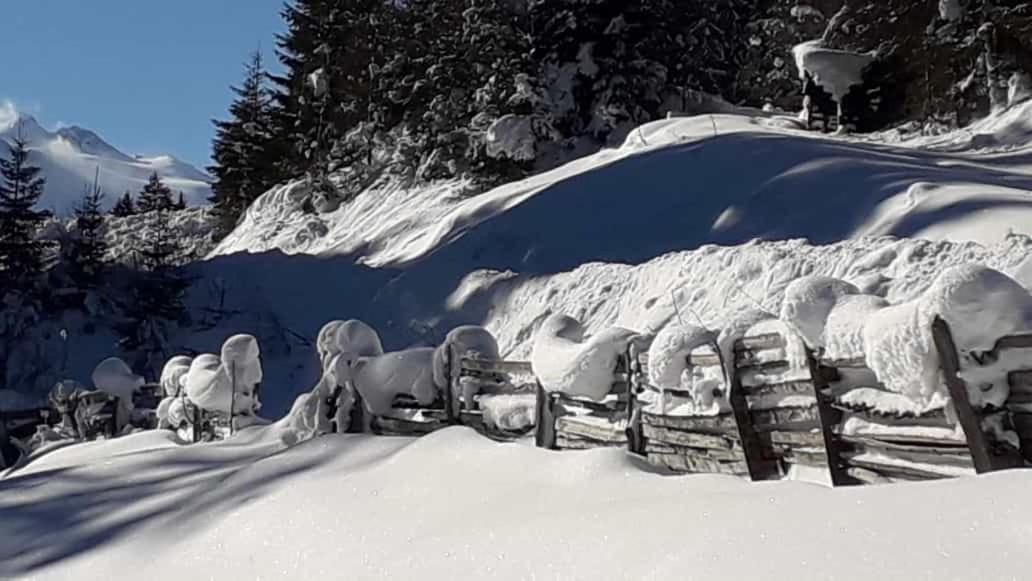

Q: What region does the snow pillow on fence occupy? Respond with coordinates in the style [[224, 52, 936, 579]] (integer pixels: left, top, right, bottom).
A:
[[531, 314, 644, 401], [160, 355, 193, 398], [316, 320, 346, 363], [349, 348, 438, 416], [333, 319, 385, 362], [647, 323, 716, 391], [821, 294, 889, 362], [432, 325, 501, 388], [91, 357, 144, 408], [865, 264, 1032, 411], [183, 354, 223, 412], [780, 276, 859, 348]]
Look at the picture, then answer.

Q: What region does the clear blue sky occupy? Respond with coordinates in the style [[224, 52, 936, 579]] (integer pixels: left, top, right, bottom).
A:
[[0, 1, 287, 169]]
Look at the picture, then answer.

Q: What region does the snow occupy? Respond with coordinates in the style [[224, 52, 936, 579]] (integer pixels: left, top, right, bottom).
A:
[[531, 314, 643, 400], [780, 276, 860, 347], [792, 40, 874, 103], [90, 357, 143, 408], [0, 110, 211, 216], [4, 427, 1032, 580], [821, 294, 889, 361], [432, 325, 502, 411], [486, 115, 537, 161], [478, 394, 536, 431], [349, 348, 438, 416], [159, 355, 192, 398], [642, 323, 727, 416]]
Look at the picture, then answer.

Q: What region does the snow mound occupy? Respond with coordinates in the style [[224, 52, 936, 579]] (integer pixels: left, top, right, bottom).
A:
[[90, 357, 143, 407], [531, 314, 644, 400]]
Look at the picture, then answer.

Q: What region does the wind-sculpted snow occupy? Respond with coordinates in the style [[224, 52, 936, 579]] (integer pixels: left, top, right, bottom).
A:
[[90, 357, 143, 407]]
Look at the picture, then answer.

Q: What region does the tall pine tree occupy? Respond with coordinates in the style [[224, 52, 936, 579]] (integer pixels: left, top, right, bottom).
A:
[[68, 170, 108, 290], [0, 126, 49, 294], [210, 50, 279, 236]]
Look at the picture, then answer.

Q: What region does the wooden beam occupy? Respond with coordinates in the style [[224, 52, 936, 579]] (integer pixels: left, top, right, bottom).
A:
[[750, 406, 820, 432], [642, 411, 740, 432], [931, 316, 1020, 473], [642, 424, 738, 451], [744, 380, 815, 397], [460, 358, 534, 374], [687, 353, 722, 367], [819, 356, 868, 369], [734, 333, 785, 353], [990, 333, 1032, 353], [843, 454, 965, 481], [556, 417, 627, 443], [1008, 370, 1032, 394]]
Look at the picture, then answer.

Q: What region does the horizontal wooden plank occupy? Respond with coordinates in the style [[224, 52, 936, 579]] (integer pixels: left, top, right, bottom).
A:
[[831, 404, 951, 426], [839, 436, 973, 465], [460, 358, 534, 374], [838, 433, 968, 447], [688, 353, 722, 367], [782, 447, 828, 467], [1007, 370, 1032, 393], [819, 357, 868, 369], [769, 430, 825, 448], [1013, 412, 1032, 435], [990, 333, 1032, 353], [750, 406, 820, 432], [642, 411, 740, 433], [554, 396, 626, 416], [737, 361, 791, 376], [734, 333, 785, 353], [1007, 392, 1032, 405], [647, 452, 749, 475], [744, 380, 815, 397], [846, 466, 894, 485], [372, 416, 446, 436], [556, 417, 627, 443], [556, 433, 625, 450], [643, 424, 738, 451], [644, 441, 743, 462], [844, 454, 960, 481]]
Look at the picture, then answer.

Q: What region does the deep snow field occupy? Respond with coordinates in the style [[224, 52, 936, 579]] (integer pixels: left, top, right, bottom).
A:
[[7, 103, 1032, 579]]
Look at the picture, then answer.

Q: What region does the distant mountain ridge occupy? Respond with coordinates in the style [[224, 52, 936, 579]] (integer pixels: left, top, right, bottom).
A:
[[0, 112, 211, 215]]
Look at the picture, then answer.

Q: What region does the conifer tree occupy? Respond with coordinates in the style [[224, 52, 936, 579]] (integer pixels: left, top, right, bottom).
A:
[[210, 50, 279, 235], [68, 170, 108, 289], [0, 126, 49, 294], [136, 172, 175, 213], [175, 192, 186, 210], [111, 191, 137, 217]]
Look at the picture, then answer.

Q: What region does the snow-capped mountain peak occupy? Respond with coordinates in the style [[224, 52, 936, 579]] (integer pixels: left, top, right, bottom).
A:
[[0, 110, 212, 215]]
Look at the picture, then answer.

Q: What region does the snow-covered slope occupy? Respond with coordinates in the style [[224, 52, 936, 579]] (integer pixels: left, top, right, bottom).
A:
[[0, 112, 211, 215], [2, 426, 1031, 580], [196, 103, 1032, 416]]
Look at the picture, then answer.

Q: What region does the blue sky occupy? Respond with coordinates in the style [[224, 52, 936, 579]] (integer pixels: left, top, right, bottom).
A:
[[1, 1, 287, 169]]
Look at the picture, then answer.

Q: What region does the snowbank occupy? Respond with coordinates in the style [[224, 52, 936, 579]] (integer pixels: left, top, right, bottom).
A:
[[5, 427, 1032, 580], [531, 314, 644, 400]]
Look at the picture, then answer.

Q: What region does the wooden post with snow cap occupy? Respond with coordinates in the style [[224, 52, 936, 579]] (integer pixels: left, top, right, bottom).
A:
[[229, 359, 237, 437], [727, 364, 778, 482], [931, 316, 1019, 473], [444, 344, 457, 424]]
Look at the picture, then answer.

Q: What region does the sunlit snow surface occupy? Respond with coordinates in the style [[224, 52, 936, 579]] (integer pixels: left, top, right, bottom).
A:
[[2, 427, 1030, 580]]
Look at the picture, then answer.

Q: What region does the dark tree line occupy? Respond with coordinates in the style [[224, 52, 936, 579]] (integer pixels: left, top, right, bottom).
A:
[[0, 127, 192, 388], [207, 0, 764, 231]]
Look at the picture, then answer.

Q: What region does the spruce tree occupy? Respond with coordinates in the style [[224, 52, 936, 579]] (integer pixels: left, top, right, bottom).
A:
[[210, 50, 278, 236], [175, 192, 186, 210], [68, 170, 108, 289], [0, 127, 49, 294], [136, 172, 175, 213], [111, 191, 137, 217], [117, 206, 190, 367]]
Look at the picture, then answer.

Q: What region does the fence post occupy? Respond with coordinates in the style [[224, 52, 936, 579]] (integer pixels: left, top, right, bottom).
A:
[[931, 316, 1018, 473], [229, 359, 237, 437], [728, 367, 777, 482], [444, 345, 457, 424], [807, 353, 854, 486]]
